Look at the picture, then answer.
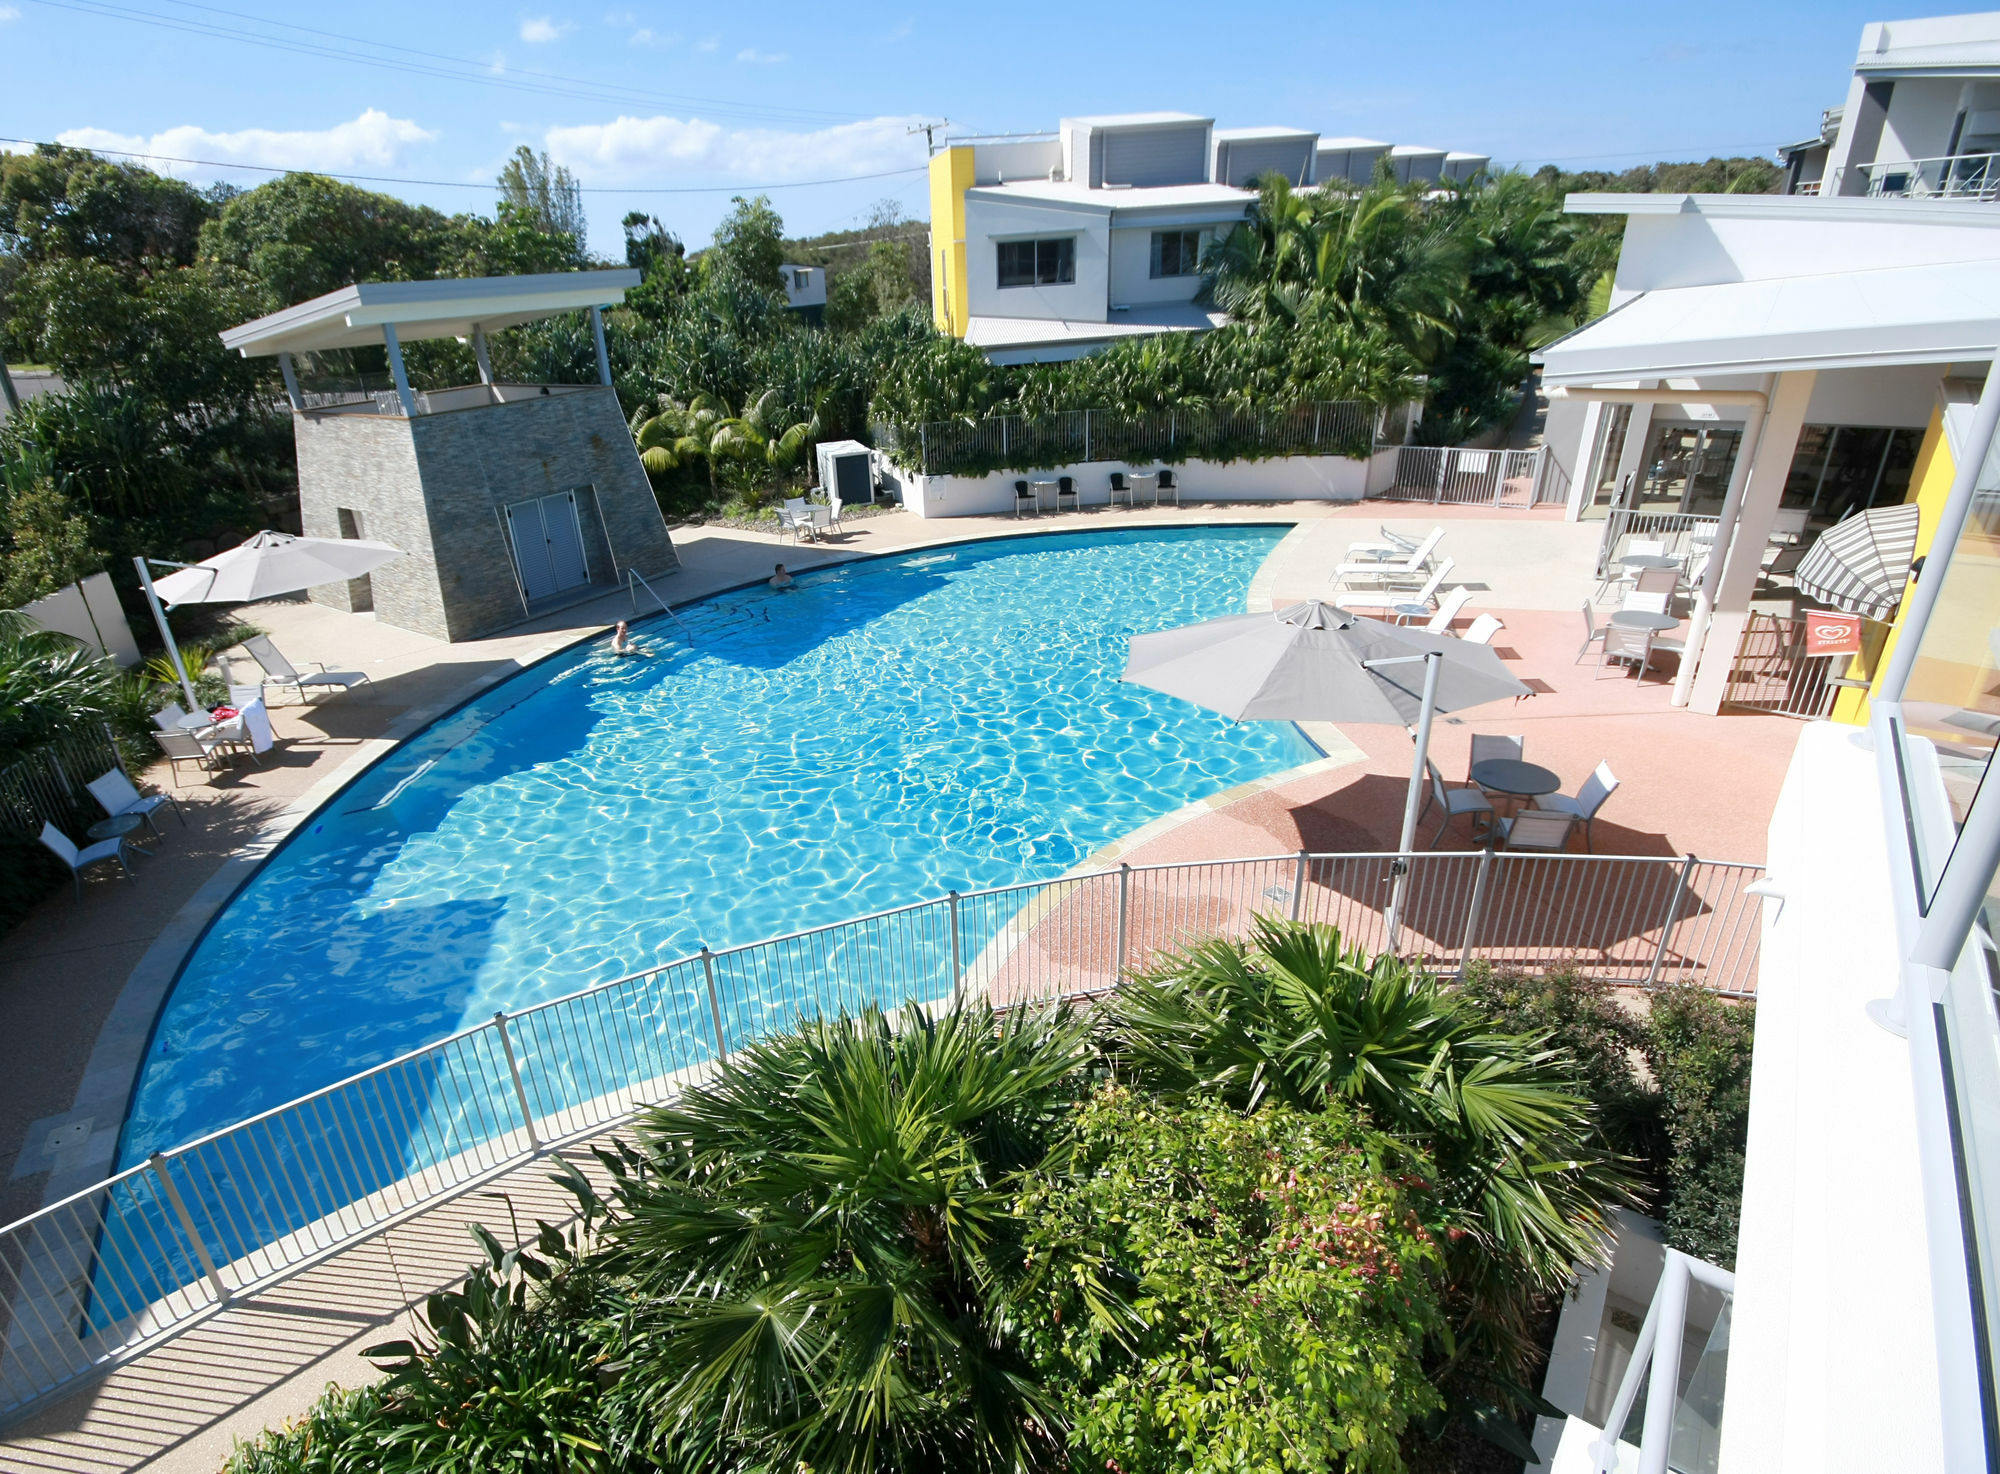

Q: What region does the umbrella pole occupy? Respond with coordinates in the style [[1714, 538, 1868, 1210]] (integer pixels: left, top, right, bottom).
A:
[[1383, 650, 1442, 952], [134, 556, 202, 713]]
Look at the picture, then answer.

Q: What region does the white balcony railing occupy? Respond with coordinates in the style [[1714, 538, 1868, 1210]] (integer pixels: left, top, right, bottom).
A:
[[1858, 153, 2000, 201]]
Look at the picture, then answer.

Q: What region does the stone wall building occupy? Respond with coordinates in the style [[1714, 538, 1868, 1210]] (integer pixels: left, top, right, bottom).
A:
[[222, 271, 679, 642]]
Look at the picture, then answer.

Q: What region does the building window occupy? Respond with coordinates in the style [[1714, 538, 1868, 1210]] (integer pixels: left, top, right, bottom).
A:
[[1150, 230, 1203, 278], [997, 238, 1075, 288]]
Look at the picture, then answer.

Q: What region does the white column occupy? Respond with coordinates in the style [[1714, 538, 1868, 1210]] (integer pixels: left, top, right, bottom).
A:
[[471, 326, 494, 386], [1612, 391, 1657, 506], [276, 352, 305, 413], [589, 306, 612, 387], [1687, 371, 1815, 713], [381, 322, 417, 417], [1565, 399, 1604, 521]]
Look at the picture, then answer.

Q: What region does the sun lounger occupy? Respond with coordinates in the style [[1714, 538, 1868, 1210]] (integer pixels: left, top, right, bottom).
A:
[[243, 635, 369, 704]]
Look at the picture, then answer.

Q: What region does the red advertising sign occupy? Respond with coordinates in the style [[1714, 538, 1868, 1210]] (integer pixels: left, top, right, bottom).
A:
[[1805, 611, 1864, 657]]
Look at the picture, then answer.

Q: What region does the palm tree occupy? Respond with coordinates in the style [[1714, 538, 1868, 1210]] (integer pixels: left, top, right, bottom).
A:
[[1101, 915, 1635, 1385], [587, 998, 1097, 1474], [631, 389, 816, 489]]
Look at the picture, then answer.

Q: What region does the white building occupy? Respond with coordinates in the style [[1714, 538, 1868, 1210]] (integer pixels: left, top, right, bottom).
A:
[[779, 263, 826, 323], [1531, 14, 2000, 1472], [927, 113, 1490, 364]]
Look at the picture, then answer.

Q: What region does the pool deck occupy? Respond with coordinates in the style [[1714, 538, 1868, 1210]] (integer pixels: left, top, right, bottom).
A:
[[0, 498, 1800, 1470]]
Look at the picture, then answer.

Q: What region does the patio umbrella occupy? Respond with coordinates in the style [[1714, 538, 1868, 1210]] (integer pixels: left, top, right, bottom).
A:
[[1793, 502, 1921, 621], [134, 531, 401, 710], [1123, 600, 1530, 942]]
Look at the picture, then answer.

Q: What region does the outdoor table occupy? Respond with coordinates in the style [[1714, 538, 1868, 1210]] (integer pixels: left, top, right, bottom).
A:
[[1030, 478, 1060, 512], [175, 710, 219, 732], [1130, 471, 1160, 505], [87, 811, 152, 857], [1619, 554, 1681, 572], [1390, 602, 1432, 626], [1470, 758, 1562, 829], [1610, 609, 1680, 632]]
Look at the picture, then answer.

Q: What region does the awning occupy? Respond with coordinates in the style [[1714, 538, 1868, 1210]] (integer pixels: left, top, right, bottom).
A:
[[220, 270, 640, 357], [1538, 259, 2000, 384], [1794, 502, 1922, 621]]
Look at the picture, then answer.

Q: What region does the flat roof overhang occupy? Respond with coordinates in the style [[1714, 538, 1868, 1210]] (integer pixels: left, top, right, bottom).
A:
[[220, 269, 642, 357], [1537, 259, 2000, 385]]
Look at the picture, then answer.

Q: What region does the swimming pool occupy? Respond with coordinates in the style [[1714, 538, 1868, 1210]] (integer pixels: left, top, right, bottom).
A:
[[119, 525, 1312, 1167]]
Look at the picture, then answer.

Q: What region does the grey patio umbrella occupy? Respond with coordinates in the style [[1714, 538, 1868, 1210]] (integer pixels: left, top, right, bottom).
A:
[[1124, 600, 1530, 941], [1793, 502, 1921, 621]]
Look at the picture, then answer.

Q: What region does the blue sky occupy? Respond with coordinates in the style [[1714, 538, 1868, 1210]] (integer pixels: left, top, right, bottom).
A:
[[0, 0, 1889, 253]]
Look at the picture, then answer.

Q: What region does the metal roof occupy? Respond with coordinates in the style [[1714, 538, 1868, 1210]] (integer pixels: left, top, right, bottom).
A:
[[1538, 259, 2000, 383], [220, 269, 642, 357]]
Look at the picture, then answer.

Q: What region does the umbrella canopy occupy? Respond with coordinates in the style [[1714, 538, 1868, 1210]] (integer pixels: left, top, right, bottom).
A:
[[1793, 502, 1920, 621], [152, 530, 401, 607], [1122, 599, 1529, 724]]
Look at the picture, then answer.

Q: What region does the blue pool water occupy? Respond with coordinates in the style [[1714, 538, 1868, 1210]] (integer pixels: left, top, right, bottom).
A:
[[118, 525, 1311, 1168]]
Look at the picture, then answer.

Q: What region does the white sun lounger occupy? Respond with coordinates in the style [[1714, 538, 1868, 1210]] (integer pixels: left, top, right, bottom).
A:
[[243, 635, 370, 704], [1334, 557, 1455, 614], [1332, 526, 1445, 588]]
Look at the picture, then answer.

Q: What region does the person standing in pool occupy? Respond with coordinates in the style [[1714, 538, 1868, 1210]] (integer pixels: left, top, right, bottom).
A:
[[770, 563, 795, 589], [610, 620, 647, 656]]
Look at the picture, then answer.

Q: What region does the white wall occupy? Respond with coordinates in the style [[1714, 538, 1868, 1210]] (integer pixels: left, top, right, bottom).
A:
[[1881, 77, 1969, 164], [1107, 226, 1207, 307], [15, 570, 140, 666], [902, 453, 1376, 518], [1611, 209, 2000, 299], [971, 138, 1062, 185], [1804, 363, 1943, 426], [961, 195, 1110, 322]]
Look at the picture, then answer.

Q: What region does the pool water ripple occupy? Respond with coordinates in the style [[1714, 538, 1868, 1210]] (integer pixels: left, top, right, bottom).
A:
[[120, 526, 1310, 1164]]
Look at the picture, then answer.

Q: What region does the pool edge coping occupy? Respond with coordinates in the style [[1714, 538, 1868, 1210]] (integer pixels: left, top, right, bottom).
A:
[[43, 515, 1305, 1212]]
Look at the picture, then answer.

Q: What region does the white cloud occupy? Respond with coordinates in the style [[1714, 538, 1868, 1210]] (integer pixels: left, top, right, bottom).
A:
[[519, 16, 571, 42], [545, 113, 927, 184], [734, 47, 785, 64], [55, 109, 438, 178], [694, 36, 718, 53], [628, 26, 675, 46], [0, 7, 21, 21]]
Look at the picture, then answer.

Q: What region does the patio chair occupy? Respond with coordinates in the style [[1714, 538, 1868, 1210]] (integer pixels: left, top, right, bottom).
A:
[[1462, 613, 1504, 646], [1013, 479, 1035, 518], [1057, 475, 1080, 513], [152, 728, 225, 784], [1154, 468, 1179, 506], [86, 768, 181, 836], [1420, 758, 1494, 848], [777, 499, 816, 545], [1597, 538, 1669, 602], [1534, 761, 1620, 851], [1768, 507, 1810, 544], [1343, 524, 1424, 564], [1598, 624, 1658, 680], [243, 636, 370, 705], [1108, 471, 1132, 507], [1576, 601, 1608, 663], [38, 822, 135, 901], [1468, 733, 1525, 792], [1333, 526, 1445, 588], [1334, 557, 1455, 615], [1419, 586, 1475, 633], [1622, 589, 1672, 615], [1634, 566, 1679, 596], [152, 702, 207, 734], [1494, 809, 1580, 854]]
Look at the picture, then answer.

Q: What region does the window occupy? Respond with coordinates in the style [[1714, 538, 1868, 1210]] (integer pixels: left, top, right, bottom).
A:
[[996, 237, 1075, 288], [1150, 230, 1203, 278]]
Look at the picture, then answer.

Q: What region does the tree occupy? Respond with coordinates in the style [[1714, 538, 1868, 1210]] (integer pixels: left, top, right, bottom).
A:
[[825, 237, 921, 334], [198, 173, 453, 307], [704, 194, 786, 294], [0, 144, 216, 271], [0, 451, 101, 608], [632, 389, 817, 492], [497, 146, 587, 253]]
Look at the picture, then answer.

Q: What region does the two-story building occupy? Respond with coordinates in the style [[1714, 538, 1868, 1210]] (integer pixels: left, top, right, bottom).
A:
[[928, 112, 1490, 364]]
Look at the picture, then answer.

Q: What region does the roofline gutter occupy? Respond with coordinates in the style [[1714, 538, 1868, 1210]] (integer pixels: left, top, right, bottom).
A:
[[1546, 387, 1770, 407]]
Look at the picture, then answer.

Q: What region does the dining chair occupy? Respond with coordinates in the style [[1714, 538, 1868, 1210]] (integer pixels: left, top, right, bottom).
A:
[[1534, 762, 1620, 851], [1012, 479, 1035, 518], [1598, 624, 1656, 679], [1576, 601, 1608, 663], [1468, 733, 1526, 792], [153, 729, 223, 784], [1622, 589, 1672, 614], [1421, 758, 1494, 848], [1155, 468, 1179, 506], [1634, 567, 1679, 595], [1057, 475, 1080, 514], [1495, 810, 1580, 854], [1108, 471, 1131, 507]]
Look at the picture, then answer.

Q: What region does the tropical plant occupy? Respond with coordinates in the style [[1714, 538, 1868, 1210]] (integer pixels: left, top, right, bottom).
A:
[[1102, 916, 1635, 1401], [1644, 984, 1755, 1267], [1019, 1085, 1445, 1474], [576, 998, 1097, 1474], [0, 610, 132, 766], [631, 389, 817, 490]]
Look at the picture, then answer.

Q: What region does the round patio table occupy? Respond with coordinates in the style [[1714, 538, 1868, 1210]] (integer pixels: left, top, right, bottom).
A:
[[87, 811, 152, 857], [1619, 553, 1681, 571], [1610, 609, 1680, 632], [1469, 758, 1561, 801]]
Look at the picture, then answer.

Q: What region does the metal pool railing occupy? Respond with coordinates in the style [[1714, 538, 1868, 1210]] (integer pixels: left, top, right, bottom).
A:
[[0, 848, 1765, 1424]]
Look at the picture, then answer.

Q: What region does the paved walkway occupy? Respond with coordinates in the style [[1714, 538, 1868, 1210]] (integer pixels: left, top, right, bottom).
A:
[[0, 497, 1797, 1468]]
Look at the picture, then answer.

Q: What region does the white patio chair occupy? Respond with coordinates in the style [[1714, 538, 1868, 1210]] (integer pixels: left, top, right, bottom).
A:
[[38, 822, 134, 901], [87, 768, 181, 836], [1420, 586, 1475, 633], [1420, 758, 1494, 848], [1598, 624, 1658, 680], [1462, 613, 1504, 646], [1494, 810, 1579, 854], [1343, 524, 1427, 564], [1597, 538, 1669, 602], [153, 728, 225, 784], [1334, 557, 1455, 614], [1333, 526, 1445, 588], [1576, 601, 1608, 663], [1534, 761, 1620, 852], [1622, 589, 1672, 614], [1468, 733, 1525, 792], [152, 702, 213, 734], [243, 635, 370, 705], [777, 499, 815, 545]]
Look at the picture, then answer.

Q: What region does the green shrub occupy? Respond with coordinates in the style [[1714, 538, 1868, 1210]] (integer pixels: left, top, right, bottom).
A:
[[1019, 1086, 1444, 1474], [1645, 985, 1755, 1268]]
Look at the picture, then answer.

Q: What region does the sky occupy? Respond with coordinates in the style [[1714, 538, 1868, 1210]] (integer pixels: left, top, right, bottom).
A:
[[0, 0, 1892, 255]]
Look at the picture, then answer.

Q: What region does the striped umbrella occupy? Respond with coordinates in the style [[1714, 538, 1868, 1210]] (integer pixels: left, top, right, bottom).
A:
[[1794, 503, 1921, 621]]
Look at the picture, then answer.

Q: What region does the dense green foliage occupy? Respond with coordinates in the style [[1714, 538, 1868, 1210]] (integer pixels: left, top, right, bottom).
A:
[[1534, 155, 1782, 197], [1020, 1088, 1444, 1474]]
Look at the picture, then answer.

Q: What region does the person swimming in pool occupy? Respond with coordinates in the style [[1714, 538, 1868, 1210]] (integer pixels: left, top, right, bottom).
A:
[[770, 563, 795, 589], [610, 620, 647, 656]]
